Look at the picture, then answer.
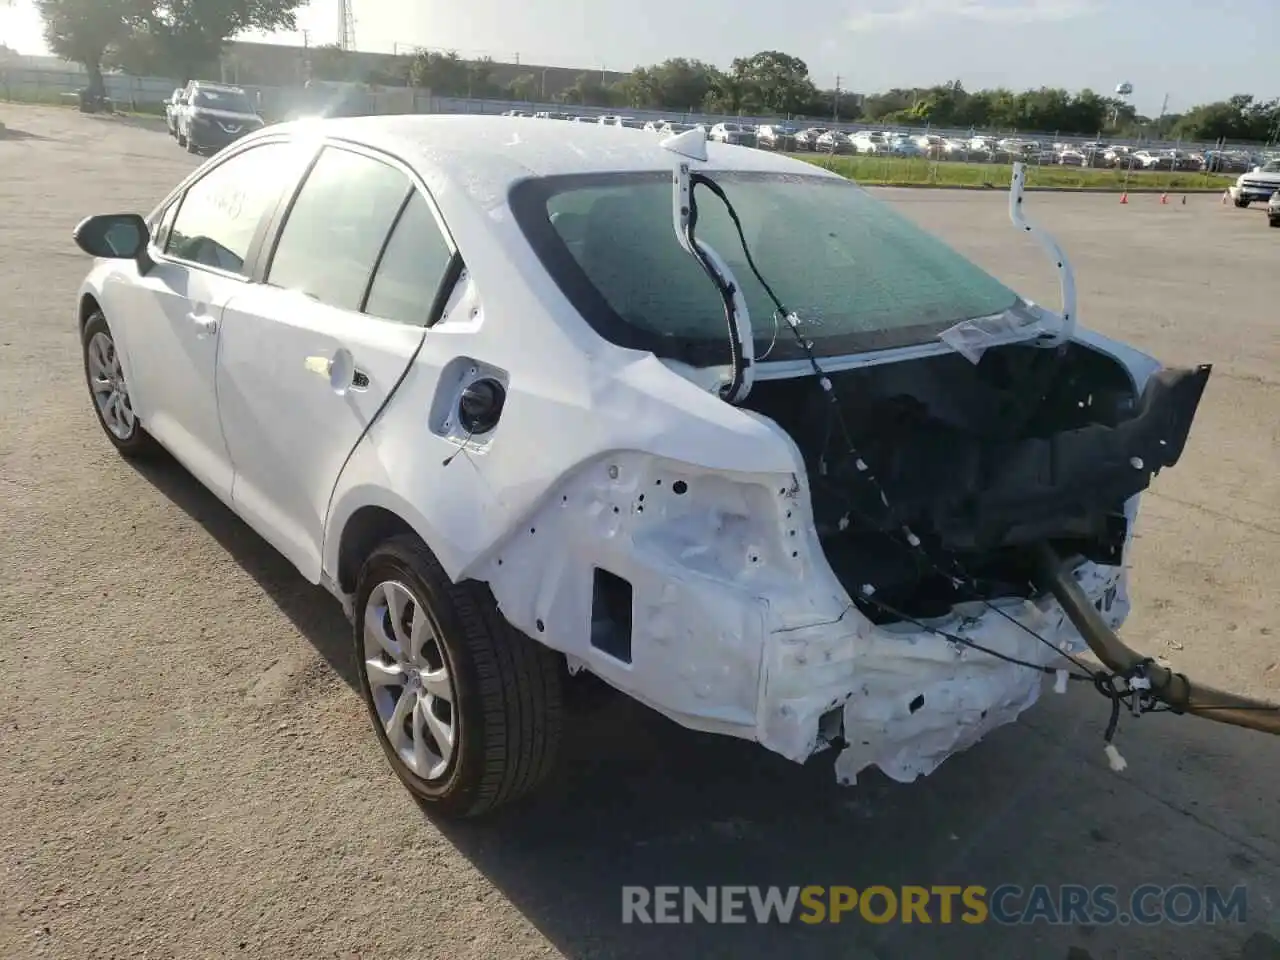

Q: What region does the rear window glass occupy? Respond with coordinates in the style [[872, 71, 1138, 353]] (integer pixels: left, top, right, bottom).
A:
[[510, 171, 1021, 364]]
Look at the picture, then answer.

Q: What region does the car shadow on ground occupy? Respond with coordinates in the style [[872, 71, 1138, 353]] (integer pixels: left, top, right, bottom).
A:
[[129, 449, 1280, 960], [90, 111, 169, 131], [128, 450, 359, 689], [0, 125, 52, 141]]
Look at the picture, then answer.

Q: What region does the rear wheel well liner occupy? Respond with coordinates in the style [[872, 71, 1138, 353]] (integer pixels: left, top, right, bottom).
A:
[[336, 505, 419, 594]]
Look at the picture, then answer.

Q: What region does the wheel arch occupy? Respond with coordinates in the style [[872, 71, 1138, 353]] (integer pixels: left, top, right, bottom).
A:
[[325, 480, 480, 600], [334, 503, 422, 595], [78, 291, 102, 335]]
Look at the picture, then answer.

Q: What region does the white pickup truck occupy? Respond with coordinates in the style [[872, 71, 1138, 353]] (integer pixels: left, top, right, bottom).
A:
[[1228, 159, 1280, 208]]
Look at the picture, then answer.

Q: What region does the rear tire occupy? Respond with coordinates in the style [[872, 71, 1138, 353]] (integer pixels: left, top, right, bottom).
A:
[[353, 534, 563, 818], [1270, 218, 1280, 228], [1235, 199, 1250, 208]]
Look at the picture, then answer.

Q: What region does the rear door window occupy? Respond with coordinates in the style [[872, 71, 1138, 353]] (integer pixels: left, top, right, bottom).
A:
[[363, 190, 455, 326], [266, 146, 412, 312]]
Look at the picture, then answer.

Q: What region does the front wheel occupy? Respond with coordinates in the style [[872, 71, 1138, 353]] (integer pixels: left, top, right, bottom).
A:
[[82, 311, 155, 458], [354, 535, 563, 818]]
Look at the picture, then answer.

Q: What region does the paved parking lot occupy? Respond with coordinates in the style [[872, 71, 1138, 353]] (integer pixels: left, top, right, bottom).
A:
[[2, 103, 1278, 960]]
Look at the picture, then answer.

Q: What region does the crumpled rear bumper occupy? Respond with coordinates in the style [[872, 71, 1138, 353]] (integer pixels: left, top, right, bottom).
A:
[[758, 562, 1126, 784], [482, 450, 1131, 786]]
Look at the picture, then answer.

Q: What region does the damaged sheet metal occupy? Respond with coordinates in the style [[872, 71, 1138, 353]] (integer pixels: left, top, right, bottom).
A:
[[312, 126, 1214, 789], [761, 561, 1127, 785], [478, 446, 1132, 786]]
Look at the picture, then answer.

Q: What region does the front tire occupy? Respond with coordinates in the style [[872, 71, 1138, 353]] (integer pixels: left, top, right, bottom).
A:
[[82, 311, 155, 458], [354, 534, 563, 818]]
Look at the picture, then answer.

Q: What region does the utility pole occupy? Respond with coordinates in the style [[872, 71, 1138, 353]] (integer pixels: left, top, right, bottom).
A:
[[833, 74, 841, 123]]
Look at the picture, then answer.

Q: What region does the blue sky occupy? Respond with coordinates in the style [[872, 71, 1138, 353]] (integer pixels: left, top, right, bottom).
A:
[[2, 0, 1275, 115]]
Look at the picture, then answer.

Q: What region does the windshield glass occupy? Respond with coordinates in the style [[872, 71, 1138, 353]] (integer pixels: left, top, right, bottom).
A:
[[194, 89, 254, 113], [510, 171, 1021, 363]]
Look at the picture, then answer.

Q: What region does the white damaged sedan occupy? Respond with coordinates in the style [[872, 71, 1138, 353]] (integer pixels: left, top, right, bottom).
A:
[[72, 116, 1210, 816]]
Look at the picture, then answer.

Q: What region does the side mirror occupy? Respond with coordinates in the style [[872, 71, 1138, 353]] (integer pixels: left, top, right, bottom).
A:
[[73, 214, 152, 265]]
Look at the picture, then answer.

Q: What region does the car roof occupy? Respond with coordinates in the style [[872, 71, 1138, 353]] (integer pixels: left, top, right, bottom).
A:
[[261, 114, 840, 213]]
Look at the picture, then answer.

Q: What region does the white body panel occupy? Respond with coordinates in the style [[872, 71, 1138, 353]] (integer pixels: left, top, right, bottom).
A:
[[101, 260, 241, 500], [215, 286, 426, 581]]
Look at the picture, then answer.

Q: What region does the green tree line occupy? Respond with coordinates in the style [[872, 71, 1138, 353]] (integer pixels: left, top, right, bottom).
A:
[[29, 0, 1280, 146], [316, 49, 1280, 144]]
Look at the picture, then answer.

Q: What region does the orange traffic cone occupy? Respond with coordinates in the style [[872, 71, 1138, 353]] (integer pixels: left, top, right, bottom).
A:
[[1120, 192, 1129, 204]]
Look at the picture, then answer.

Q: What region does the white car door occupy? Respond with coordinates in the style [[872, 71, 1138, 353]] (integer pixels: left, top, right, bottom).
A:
[[112, 139, 311, 501], [214, 143, 458, 581]]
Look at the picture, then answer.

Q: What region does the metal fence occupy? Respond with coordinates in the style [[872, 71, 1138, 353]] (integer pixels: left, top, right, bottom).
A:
[[1, 64, 1273, 158]]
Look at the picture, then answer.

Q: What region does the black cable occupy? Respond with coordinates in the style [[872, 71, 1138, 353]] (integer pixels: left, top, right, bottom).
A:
[[862, 594, 1094, 681], [694, 170, 1164, 755]]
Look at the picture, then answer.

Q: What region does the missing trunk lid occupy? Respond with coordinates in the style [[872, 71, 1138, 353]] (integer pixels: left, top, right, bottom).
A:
[[743, 343, 1210, 622]]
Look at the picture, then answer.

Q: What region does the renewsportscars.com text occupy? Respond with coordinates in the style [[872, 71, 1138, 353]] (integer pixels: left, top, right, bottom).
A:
[[621, 884, 1248, 926]]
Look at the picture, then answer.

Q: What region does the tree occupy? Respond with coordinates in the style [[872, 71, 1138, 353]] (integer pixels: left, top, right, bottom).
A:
[[35, 0, 132, 96], [1171, 95, 1280, 142], [408, 50, 468, 94], [123, 0, 304, 82], [807, 88, 862, 122], [506, 72, 539, 102], [704, 71, 746, 113], [623, 58, 720, 111], [465, 57, 498, 99], [726, 51, 818, 115], [559, 71, 616, 108]]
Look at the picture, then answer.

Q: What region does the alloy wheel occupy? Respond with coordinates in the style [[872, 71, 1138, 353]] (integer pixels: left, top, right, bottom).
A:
[[361, 580, 457, 781], [86, 331, 136, 440]]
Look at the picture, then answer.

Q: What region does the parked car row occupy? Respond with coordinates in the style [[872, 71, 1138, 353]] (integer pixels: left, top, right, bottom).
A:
[[490, 110, 1280, 172], [164, 81, 265, 156]]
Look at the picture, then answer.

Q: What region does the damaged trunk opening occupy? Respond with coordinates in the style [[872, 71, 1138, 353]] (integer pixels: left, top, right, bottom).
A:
[[742, 341, 1211, 622]]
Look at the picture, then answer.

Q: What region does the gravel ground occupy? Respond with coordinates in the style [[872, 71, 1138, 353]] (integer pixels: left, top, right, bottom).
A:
[[1, 104, 1278, 960]]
